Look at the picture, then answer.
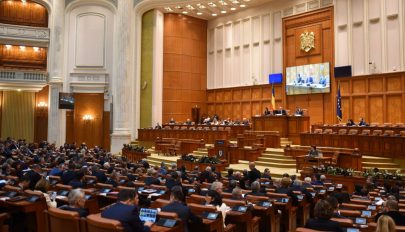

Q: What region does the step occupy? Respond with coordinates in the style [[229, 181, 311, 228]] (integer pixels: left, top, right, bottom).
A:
[[362, 162, 399, 168], [263, 150, 285, 156], [362, 156, 394, 163], [254, 161, 296, 168], [257, 157, 296, 164], [261, 153, 290, 159], [265, 148, 285, 153]]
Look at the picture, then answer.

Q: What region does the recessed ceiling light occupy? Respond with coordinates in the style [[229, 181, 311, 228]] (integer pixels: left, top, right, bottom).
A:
[[182, 11, 188, 14], [33, 47, 39, 52], [164, 7, 173, 12], [244, 0, 251, 2], [240, 4, 246, 7], [212, 13, 217, 16], [230, 7, 236, 11], [221, 10, 227, 14], [219, 0, 228, 6], [232, 0, 239, 3], [19, 46, 26, 51], [197, 3, 206, 9], [5, 45, 12, 49], [175, 5, 182, 9], [197, 12, 203, 15], [208, 2, 217, 7], [186, 5, 194, 10]]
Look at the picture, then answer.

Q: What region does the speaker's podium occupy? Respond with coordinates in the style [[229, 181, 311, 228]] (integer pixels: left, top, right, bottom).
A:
[[251, 115, 310, 144]]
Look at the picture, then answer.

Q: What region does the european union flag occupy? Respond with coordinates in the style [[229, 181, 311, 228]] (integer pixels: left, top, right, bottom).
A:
[[336, 83, 342, 121]]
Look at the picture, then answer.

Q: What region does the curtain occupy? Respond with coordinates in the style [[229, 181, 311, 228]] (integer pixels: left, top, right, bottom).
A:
[[1, 91, 35, 142]]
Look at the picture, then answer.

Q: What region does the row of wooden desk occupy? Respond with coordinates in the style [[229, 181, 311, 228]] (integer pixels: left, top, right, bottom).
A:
[[162, 124, 250, 138], [300, 133, 405, 158], [312, 124, 405, 135], [138, 128, 229, 144]]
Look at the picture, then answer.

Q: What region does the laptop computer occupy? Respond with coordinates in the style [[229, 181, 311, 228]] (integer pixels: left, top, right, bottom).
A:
[[355, 217, 367, 225], [139, 208, 158, 223]]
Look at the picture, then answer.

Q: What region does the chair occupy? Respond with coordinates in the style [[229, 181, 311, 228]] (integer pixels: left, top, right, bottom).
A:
[[323, 129, 333, 134], [383, 130, 394, 136], [338, 209, 361, 218], [348, 129, 358, 135], [361, 130, 370, 135], [44, 207, 86, 232], [372, 130, 382, 136], [338, 129, 347, 135], [313, 129, 323, 134], [340, 203, 367, 210], [151, 198, 170, 208], [86, 213, 124, 232]]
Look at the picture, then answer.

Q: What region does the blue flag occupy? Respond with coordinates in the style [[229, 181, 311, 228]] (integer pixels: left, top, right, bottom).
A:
[[336, 83, 342, 121]]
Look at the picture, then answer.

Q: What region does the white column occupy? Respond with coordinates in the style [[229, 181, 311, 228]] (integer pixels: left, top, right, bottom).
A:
[[110, 0, 133, 153], [47, 0, 66, 146], [151, 9, 164, 126]]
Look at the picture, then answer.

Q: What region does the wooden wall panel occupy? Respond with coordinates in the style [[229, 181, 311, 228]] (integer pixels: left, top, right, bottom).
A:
[[0, 0, 48, 27], [369, 96, 383, 123], [163, 14, 207, 123], [0, 45, 47, 70], [386, 95, 402, 123], [65, 110, 74, 144], [283, 7, 334, 126], [34, 85, 48, 142], [69, 93, 105, 148]]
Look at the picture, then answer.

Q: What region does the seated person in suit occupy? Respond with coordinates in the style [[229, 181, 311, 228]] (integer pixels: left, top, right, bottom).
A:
[[166, 171, 182, 190], [294, 106, 304, 116], [326, 196, 345, 218], [26, 164, 42, 190], [144, 168, 161, 186], [205, 181, 223, 206], [59, 189, 89, 217], [246, 181, 265, 196], [319, 76, 327, 86], [375, 199, 405, 226], [17, 175, 31, 191], [161, 186, 202, 232], [346, 119, 356, 126], [224, 180, 237, 193], [308, 145, 319, 157], [169, 117, 176, 125], [102, 189, 152, 232], [68, 171, 85, 189], [305, 200, 343, 232], [242, 118, 250, 126], [295, 74, 303, 84], [231, 187, 244, 200], [264, 107, 271, 116], [306, 76, 314, 85], [61, 163, 77, 186], [91, 165, 107, 183], [358, 117, 368, 126], [184, 118, 193, 125], [154, 123, 162, 129], [274, 106, 287, 115], [262, 168, 272, 180]]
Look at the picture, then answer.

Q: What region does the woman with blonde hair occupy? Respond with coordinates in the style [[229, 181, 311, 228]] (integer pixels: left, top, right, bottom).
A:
[[376, 215, 396, 232]]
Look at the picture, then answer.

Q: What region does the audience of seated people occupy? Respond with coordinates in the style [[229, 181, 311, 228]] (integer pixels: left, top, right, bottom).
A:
[[1, 137, 405, 232]]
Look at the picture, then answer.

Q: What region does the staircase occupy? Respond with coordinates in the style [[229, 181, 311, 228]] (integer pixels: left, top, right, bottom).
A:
[[225, 148, 299, 178], [280, 138, 293, 147], [362, 156, 401, 172]]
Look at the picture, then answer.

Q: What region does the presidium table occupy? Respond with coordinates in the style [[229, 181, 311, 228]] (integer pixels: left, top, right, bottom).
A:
[[251, 115, 310, 144]]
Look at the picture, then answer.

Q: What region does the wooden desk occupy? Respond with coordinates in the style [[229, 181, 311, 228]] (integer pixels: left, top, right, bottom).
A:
[[300, 133, 405, 158], [238, 131, 281, 148], [228, 146, 265, 164], [176, 160, 228, 172], [252, 116, 310, 144], [295, 156, 333, 172], [312, 124, 405, 135], [138, 128, 229, 144], [121, 149, 149, 162]]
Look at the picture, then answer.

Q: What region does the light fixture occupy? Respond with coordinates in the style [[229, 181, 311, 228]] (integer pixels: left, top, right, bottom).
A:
[[232, 0, 239, 3], [219, 0, 228, 6], [230, 7, 236, 11], [17, 89, 21, 92], [19, 46, 26, 51], [5, 45, 12, 49], [186, 5, 194, 10], [212, 13, 217, 16], [175, 5, 182, 9], [164, 7, 173, 12], [197, 12, 203, 15], [182, 11, 188, 14], [21, 0, 27, 4], [197, 3, 206, 9], [33, 47, 39, 52], [83, 114, 94, 121], [221, 10, 227, 14], [37, 101, 48, 108], [208, 2, 216, 7], [240, 4, 246, 7]]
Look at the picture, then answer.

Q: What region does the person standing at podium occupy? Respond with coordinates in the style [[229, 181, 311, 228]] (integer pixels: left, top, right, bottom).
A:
[[308, 145, 319, 157]]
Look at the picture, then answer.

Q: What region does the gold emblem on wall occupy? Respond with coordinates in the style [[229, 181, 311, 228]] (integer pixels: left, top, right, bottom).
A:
[[300, 31, 315, 52]]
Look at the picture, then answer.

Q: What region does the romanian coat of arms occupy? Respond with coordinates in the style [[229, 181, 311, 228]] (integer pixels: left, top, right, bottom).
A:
[[300, 31, 315, 52]]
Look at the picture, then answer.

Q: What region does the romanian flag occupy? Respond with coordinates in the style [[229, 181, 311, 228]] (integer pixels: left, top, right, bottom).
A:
[[336, 83, 342, 121], [271, 84, 276, 110]]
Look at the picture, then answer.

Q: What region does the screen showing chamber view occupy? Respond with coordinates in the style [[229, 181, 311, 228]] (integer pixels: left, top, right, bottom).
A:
[[286, 62, 330, 95]]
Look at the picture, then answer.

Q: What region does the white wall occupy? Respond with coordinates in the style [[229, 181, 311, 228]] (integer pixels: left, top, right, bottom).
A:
[[207, 0, 334, 89], [65, 3, 115, 94], [334, 0, 404, 75]]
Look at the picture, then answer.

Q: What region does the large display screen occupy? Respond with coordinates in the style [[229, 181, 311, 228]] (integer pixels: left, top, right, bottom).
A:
[[285, 62, 330, 95]]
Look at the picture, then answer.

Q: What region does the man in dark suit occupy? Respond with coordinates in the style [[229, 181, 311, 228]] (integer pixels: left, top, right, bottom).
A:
[[161, 186, 202, 232], [246, 181, 265, 196], [59, 189, 89, 217], [294, 106, 304, 116], [144, 169, 160, 186], [358, 117, 368, 126], [247, 162, 261, 185], [91, 165, 107, 183], [61, 163, 77, 185], [274, 106, 287, 115], [102, 189, 152, 232], [264, 107, 271, 116], [375, 200, 405, 226], [25, 164, 42, 190]]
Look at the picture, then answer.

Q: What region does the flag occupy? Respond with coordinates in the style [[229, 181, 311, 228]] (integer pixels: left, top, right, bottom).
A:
[[336, 83, 342, 121], [271, 84, 276, 110]]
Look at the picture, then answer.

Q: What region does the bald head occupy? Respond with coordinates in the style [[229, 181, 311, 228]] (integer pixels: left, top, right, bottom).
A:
[[249, 162, 255, 170]]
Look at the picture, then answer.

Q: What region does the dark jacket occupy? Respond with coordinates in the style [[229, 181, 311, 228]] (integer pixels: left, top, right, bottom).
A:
[[144, 177, 160, 186], [101, 202, 150, 232], [305, 218, 343, 232], [68, 179, 84, 189], [161, 201, 202, 232], [25, 170, 41, 190], [92, 171, 107, 183], [247, 168, 261, 184], [165, 179, 182, 190], [61, 170, 76, 185], [59, 205, 89, 218]]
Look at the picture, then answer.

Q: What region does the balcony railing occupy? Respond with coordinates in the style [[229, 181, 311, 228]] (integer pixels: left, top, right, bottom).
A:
[[0, 69, 48, 83]]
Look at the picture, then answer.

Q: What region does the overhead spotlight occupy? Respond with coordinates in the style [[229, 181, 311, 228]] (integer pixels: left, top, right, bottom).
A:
[[230, 7, 236, 11], [219, 0, 228, 6], [208, 2, 217, 7], [221, 10, 227, 14], [19, 46, 26, 51], [21, 0, 27, 4], [164, 7, 173, 12], [244, 0, 251, 2], [197, 3, 206, 9], [197, 12, 203, 15], [175, 5, 182, 9], [17, 89, 22, 92], [240, 4, 246, 7], [182, 11, 188, 14], [212, 13, 217, 16], [186, 5, 194, 10], [5, 45, 12, 49]]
